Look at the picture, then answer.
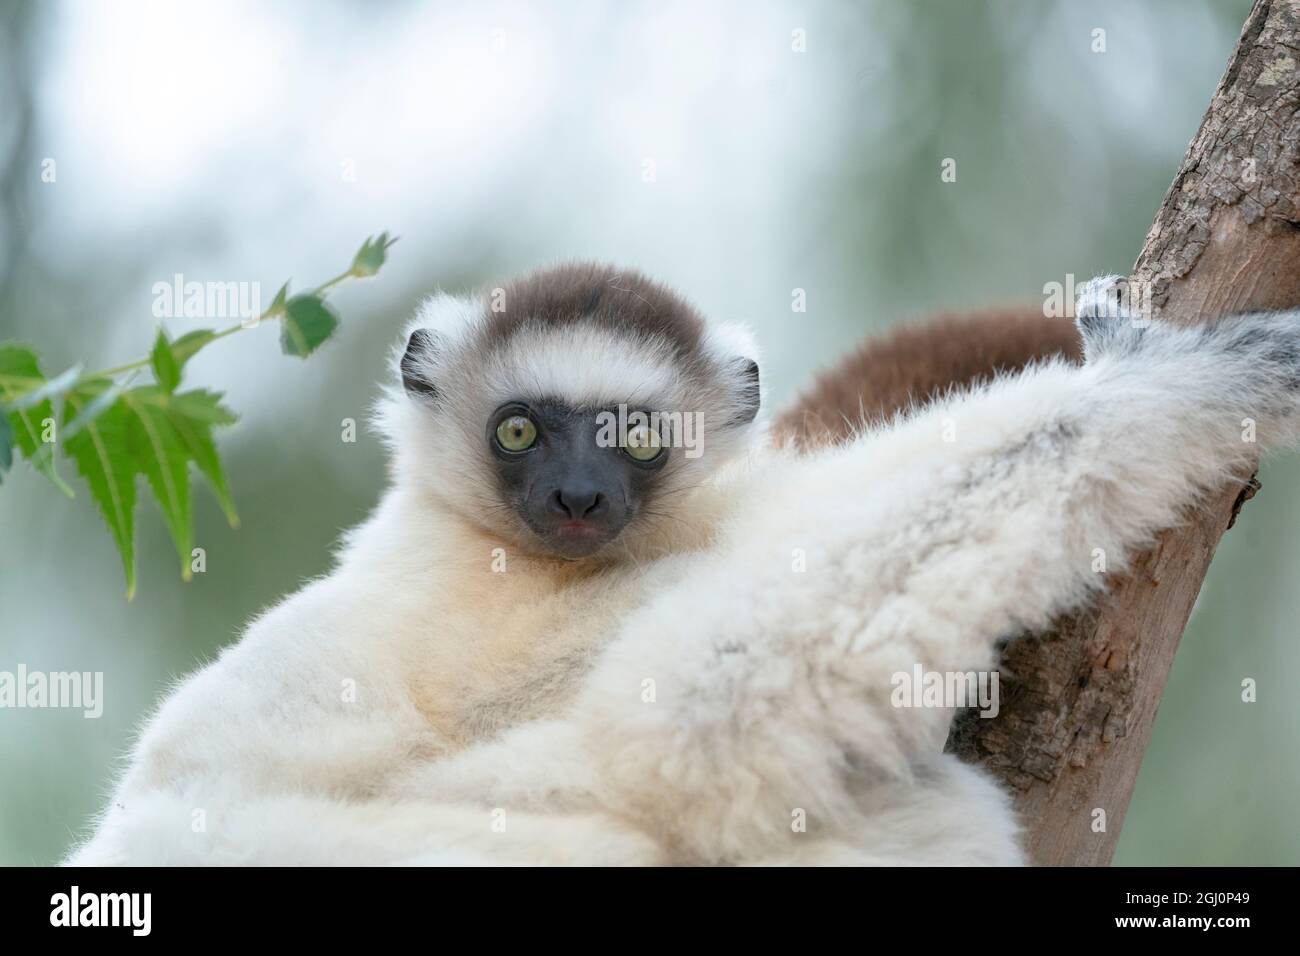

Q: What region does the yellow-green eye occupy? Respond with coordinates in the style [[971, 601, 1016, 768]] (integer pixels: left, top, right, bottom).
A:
[[624, 424, 663, 462], [496, 415, 538, 452]]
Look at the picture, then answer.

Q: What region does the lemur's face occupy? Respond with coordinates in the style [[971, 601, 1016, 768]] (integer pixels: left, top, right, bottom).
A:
[[485, 398, 670, 559], [389, 263, 761, 561]]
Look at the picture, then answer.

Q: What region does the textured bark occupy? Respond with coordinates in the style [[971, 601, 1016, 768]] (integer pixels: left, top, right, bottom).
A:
[[946, 0, 1300, 865]]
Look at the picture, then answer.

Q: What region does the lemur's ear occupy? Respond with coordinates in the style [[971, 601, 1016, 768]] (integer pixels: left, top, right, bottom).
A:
[[703, 320, 762, 426], [401, 328, 442, 401], [731, 357, 761, 425]]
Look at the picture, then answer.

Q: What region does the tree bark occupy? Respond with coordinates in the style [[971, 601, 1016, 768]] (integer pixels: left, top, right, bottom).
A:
[[946, 0, 1300, 865]]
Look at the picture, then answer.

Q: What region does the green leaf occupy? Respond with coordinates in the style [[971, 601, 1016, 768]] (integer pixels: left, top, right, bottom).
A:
[[167, 389, 239, 528], [169, 388, 237, 425], [61, 384, 239, 595], [63, 382, 138, 598], [151, 329, 181, 393], [0, 413, 12, 484], [170, 329, 217, 369], [0, 344, 74, 497], [350, 232, 398, 278], [267, 280, 289, 317], [4, 361, 82, 411], [57, 375, 132, 447], [123, 386, 192, 580], [280, 294, 339, 357]]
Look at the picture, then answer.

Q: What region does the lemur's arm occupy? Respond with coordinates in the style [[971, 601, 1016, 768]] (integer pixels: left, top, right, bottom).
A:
[[397, 280, 1300, 862]]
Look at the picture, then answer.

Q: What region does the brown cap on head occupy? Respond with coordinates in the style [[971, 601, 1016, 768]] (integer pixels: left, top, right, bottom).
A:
[[480, 262, 707, 356]]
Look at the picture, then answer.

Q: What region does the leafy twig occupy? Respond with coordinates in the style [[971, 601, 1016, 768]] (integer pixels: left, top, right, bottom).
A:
[[0, 232, 397, 598]]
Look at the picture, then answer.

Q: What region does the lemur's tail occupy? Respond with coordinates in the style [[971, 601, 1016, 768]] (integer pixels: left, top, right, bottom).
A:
[[773, 306, 1083, 449]]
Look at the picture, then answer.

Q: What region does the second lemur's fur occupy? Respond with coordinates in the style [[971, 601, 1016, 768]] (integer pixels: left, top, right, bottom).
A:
[[68, 267, 1300, 865], [776, 306, 1083, 448]]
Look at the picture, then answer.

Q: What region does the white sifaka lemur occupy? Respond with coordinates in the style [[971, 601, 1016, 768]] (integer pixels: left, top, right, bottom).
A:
[[69, 263, 1300, 865]]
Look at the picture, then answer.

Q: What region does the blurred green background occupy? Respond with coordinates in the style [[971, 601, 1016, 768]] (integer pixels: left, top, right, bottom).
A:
[[2, 0, 1292, 866]]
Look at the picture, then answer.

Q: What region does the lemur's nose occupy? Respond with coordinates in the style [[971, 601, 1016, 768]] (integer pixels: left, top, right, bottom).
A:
[[552, 486, 607, 520]]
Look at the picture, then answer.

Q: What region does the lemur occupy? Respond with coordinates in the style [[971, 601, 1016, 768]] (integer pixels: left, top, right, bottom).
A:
[[69, 263, 1299, 865]]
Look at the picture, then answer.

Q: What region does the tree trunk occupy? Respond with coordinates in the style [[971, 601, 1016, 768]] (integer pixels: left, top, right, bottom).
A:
[[946, 0, 1300, 865]]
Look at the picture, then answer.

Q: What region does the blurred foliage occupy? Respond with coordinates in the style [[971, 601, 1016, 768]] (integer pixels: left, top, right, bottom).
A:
[[1, 0, 1287, 867], [0, 235, 394, 597]]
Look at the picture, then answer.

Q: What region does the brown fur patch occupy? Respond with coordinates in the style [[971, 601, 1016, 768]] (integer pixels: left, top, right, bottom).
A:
[[774, 307, 1083, 449], [482, 262, 706, 356]]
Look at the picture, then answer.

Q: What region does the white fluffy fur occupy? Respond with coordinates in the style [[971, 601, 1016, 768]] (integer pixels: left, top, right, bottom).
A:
[[67, 276, 1300, 865]]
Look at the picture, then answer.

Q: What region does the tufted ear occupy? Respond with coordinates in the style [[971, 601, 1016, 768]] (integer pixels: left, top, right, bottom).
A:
[[701, 320, 761, 426], [731, 356, 761, 425], [400, 328, 443, 401]]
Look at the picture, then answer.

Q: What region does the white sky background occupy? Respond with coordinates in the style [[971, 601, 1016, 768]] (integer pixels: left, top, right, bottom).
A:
[[36, 0, 822, 405]]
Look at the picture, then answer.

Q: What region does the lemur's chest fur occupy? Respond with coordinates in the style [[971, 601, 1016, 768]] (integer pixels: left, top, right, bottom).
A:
[[401, 539, 667, 749]]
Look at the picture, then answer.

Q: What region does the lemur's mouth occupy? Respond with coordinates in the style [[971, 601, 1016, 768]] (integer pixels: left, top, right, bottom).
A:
[[545, 520, 619, 559], [522, 513, 626, 561], [557, 520, 598, 535]]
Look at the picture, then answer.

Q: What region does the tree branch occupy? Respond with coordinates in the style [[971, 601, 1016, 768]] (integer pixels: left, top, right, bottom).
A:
[[946, 0, 1300, 865]]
